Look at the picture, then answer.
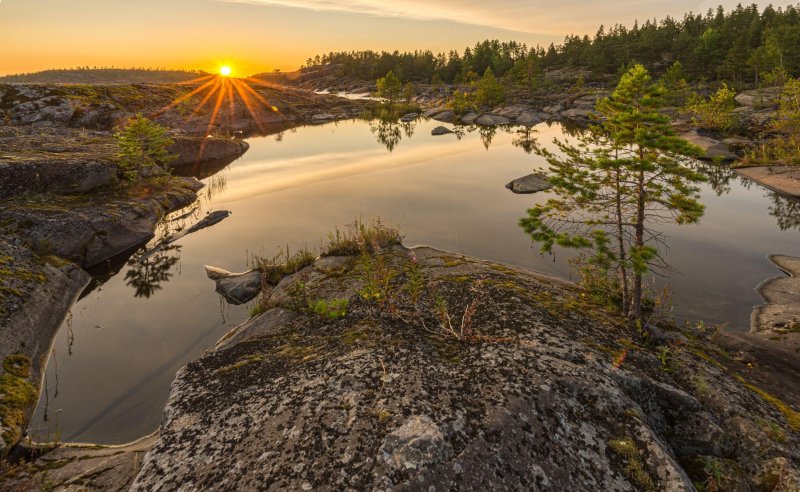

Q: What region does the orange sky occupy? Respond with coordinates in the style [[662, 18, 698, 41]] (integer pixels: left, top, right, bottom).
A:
[[0, 0, 794, 76]]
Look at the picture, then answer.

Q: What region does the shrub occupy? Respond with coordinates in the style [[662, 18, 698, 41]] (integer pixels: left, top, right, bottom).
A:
[[114, 113, 176, 181], [686, 84, 737, 131]]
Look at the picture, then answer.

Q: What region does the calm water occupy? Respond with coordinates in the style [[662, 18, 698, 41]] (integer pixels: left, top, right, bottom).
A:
[[29, 119, 800, 444]]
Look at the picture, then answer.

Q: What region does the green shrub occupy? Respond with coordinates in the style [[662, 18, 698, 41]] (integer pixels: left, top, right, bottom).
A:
[[114, 113, 176, 181]]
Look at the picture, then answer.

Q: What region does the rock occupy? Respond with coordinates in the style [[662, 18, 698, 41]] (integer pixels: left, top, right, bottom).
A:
[[680, 130, 737, 161], [734, 165, 800, 198], [2, 435, 156, 490], [422, 107, 446, 118], [399, 113, 418, 122], [751, 255, 800, 337], [138, 210, 231, 262], [432, 110, 455, 122], [131, 245, 800, 491], [516, 111, 543, 126], [0, 178, 202, 268], [460, 112, 478, 124], [431, 126, 454, 136], [734, 87, 780, 108], [505, 173, 552, 194], [168, 136, 249, 166], [311, 113, 336, 123], [474, 114, 510, 126], [560, 108, 595, 121], [543, 104, 563, 114], [380, 415, 453, 472], [205, 266, 263, 305]]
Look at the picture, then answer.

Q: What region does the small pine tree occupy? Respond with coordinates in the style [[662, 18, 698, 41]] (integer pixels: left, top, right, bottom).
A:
[[114, 114, 176, 181], [520, 65, 706, 322], [687, 84, 737, 131], [376, 71, 402, 107], [473, 68, 506, 108], [402, 82, 416, 104]]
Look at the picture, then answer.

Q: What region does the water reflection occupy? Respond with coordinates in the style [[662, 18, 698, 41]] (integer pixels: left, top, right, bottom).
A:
[[124, 244, 183, 299], [770, 194, 800, 231], [370, 120, 403, 152], [478, 126, 497, 150], [512, 126, 539, 154]]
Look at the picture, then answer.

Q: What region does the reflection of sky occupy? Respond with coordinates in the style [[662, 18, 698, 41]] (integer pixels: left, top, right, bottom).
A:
[[30, 119, 800, 447]]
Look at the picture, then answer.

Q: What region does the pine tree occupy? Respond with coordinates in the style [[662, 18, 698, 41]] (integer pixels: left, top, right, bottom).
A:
[[375, 71, 402, 107], [114, 114, 175, 181], [520, 65, 706, 323]]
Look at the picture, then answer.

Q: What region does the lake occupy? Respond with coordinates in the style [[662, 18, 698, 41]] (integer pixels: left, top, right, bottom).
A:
[[28, 118, 800, 445]]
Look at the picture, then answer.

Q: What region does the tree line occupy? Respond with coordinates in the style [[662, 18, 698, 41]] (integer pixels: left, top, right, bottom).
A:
[[303, 3, 800, 88]]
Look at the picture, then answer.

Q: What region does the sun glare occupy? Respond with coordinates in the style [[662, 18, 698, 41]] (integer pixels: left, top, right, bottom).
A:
[[219, 66, 232, 77]]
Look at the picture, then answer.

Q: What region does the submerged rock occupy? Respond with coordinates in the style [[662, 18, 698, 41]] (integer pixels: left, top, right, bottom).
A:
[[505, 173, 552, 194], [399, 113, 418, 122], [431, 126, 454, 136], [132, 245, 799, 491], [205, 266, 263, 305]]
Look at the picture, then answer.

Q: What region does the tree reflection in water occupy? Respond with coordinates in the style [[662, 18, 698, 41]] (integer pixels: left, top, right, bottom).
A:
[[478, 125, 497, 150], [512, 126, 539, 154], [769, 194, 800, 231], [124, 244, 183, 298], [370, 120, 403, 152]]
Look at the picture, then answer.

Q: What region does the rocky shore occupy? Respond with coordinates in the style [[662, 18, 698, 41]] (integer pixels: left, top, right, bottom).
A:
[[0, 81, 371, 457], [6, 241, 797, 490]]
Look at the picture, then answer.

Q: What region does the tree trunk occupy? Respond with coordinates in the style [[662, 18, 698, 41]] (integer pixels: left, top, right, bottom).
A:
[[615, 167, 629, 317], [632, 164, 646, 322]]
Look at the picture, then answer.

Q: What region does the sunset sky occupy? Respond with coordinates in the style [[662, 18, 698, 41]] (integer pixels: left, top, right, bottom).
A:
[[0, 0, 795, 76]]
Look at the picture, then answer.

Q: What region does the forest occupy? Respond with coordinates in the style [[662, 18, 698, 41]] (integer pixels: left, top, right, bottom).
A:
[[301, 3, 800, 88]]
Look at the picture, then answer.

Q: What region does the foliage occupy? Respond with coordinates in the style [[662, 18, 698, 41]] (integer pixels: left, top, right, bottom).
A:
[[114, 113, 176, 181], [310, 298, 349, 319], [687, 84, 738, 131], [375, 70, 402, 106], [447, 90, 477, 116], [302, 5, 800, 86], [472, 68, 506, 108], [402, 82, 415, 103], [322, 219, 402, 257], [520, 65, 706, 322], [660, 61, 692, 106], [773, 78, 800, 162]]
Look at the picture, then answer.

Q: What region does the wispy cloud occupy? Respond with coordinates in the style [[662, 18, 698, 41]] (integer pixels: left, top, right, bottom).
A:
[[215, 0, 561, 34], [213, 0, 793, 37]]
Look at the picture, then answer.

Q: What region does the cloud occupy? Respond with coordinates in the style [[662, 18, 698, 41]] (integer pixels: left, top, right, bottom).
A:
[[214, 0, 797, 37]]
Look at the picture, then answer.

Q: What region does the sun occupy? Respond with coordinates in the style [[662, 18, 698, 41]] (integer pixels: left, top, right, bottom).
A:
[[219, 66, 232, 77]]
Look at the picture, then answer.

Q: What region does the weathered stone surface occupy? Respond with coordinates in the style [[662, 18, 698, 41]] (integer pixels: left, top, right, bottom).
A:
[[432, 110, 455, 122], [0, 177, 203, 268], [3, 435, 156, 490], [132, 246, 799, 491], [399, 113, 418, 122], [431, 126, 454, 136], [505, 173, 552, 194], [735, 165, 800, 198], [560, 108, 596, 120], [460, 112, 478, 124], [474, 114, 510, 126], [205, 266, 263, 305], [735, 87, 780, 108], [168, 136, 249, 166], [516, 111, 544, 126], [752, 255, 800, 340], [680, 130, 738, 161]]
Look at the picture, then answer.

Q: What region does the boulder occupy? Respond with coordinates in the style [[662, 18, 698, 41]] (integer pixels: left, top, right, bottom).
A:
[[400, 113, 418, 123], [311, 113, 336, 123], [422, 107, 447, 118], [431, 126, 454, 136], [168, 137, 249, 166], [432, 110, 455, 122], [131, 245, 800, 491], [505, 173, 552, 194], [560, 108, 595, 121], [474, 114, 510, 126], [460, 112, 478, 125], [680, 130, 737, 161], [516, 111, 544, 126], [205, 266, 263, 305]]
